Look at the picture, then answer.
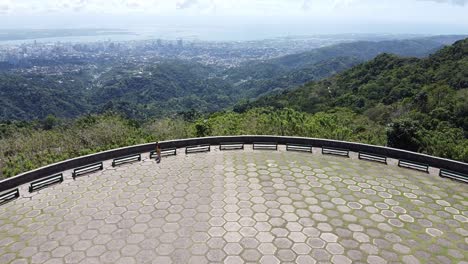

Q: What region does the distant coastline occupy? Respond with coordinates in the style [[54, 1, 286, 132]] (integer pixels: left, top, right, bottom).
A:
[[1, 28, 464, 46], [0, 27, 437, 44], [0, 28, 137, 43]]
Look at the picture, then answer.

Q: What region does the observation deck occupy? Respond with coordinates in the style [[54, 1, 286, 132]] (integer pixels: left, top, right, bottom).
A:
[[0, 137, 467, 263]]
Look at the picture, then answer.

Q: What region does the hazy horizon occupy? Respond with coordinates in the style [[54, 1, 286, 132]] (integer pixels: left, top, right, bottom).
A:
[[0, 0, 467, 41]]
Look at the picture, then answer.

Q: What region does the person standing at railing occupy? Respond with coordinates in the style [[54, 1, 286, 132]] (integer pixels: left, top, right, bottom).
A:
[[156, 142, 161, 163]]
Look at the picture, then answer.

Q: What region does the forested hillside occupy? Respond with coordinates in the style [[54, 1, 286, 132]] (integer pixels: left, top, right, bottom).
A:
[[0, 60, 234, 120], [0, 37, 459, 120], [0, 72, 91, 119], [239, 38, 468, 160], [222, 37, 461, 97], [89, 61, 237, 119], [227, 38, 445, 79]]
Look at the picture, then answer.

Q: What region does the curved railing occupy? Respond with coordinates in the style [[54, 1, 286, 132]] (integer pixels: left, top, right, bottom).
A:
[[1, 136, 467, 194]]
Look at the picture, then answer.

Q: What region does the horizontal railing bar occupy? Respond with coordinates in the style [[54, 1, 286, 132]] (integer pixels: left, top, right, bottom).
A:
[[29, 173, 63, 192], [358, 152, 387, 164], [286, 144, 313, 153], [439, 169, 468, 183], [253, 142, 278, 150], [73, 162, 103, 179], [150, 148, 177, 159], [398, 159, 429, 173], [220, 142, 244, 145], [0, 189, 19, 205], [220, 142, 244, 151], [112, 154, 141, 167], [186, 145, 211, 154], [322, 147, 350, 157], [74, 162, 103, 172]]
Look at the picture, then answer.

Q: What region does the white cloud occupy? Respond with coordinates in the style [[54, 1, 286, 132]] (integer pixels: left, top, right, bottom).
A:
[[1, 0, 467, 15], [0, 0, 12, 14], [0, 0, 365, 14], [303, 0, 362, 10], [418, 0, 468, 5], [176, 0, 198, 9]]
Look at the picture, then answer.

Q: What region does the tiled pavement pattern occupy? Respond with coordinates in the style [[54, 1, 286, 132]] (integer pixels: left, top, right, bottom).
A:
[[0, 146, 467, 264]]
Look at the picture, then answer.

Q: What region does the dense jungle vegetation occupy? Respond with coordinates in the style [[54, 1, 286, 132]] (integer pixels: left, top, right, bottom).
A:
[[0, 37, 454, 120]]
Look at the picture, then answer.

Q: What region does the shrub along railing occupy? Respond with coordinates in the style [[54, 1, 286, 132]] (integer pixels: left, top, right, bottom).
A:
[[0, 136, 467, 199]]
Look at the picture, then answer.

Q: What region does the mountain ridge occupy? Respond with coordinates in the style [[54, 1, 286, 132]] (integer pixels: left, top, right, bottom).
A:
[[0, 35, 465, 121]]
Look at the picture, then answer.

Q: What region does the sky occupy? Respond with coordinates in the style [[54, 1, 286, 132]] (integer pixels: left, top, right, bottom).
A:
[[0, 0, 467, 36]]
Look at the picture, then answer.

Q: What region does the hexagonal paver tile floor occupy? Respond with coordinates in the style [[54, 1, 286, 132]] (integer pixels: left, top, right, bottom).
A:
[[1, 146, 467, 264]]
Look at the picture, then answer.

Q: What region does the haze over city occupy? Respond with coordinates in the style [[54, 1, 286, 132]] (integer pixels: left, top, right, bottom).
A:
[[0, 0, 467, 39]]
